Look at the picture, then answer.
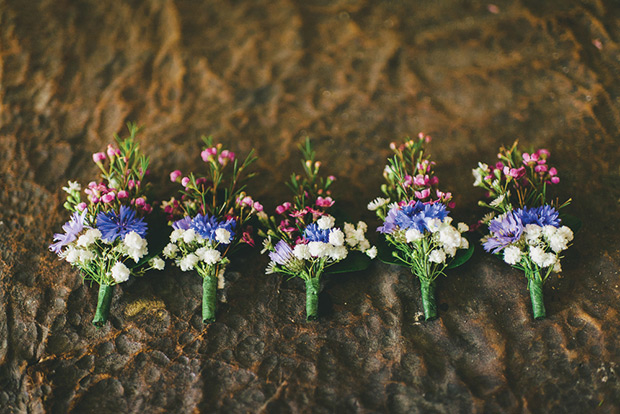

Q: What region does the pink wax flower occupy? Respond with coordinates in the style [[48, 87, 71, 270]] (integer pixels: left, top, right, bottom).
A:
[[170, 170, 182, 182], [92, 152, 106, 163], [289, 208, 309, 218], [218, 150, 235, 165], [181, 177, 190, 187], [535, 164, 548, 173], [549, 167, 558, 176], [550, 176, 560, 184], [241, 231, 255, 247], [253, 201, 264, 212], [201, 147, 217, 162], [117, 190, 129, 199], [315, 196, 334, 207], [106, 145, 120, 158], [77, 202, 87, 211], [101, 193, 116, 203], [135, 197, 146, 207], [327, 175, 336, 182], [276, 202, 292, 215], [415, 188, 431, 199]]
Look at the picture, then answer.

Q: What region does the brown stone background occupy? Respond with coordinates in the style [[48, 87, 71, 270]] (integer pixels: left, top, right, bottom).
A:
[[1, 0, 619, 413]]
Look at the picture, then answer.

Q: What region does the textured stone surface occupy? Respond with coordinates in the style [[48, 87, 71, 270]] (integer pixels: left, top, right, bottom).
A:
[[1, 0, 620, 413]]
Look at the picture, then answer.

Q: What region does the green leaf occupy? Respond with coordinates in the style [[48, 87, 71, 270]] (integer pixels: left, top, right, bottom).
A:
[[446, 240, 474, 269], [559, 213, 582, 233], [325, 251, 371, 274]]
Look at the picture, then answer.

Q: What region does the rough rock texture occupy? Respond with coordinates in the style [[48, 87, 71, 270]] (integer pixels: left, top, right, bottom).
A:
[[1, 0, 619, 413]]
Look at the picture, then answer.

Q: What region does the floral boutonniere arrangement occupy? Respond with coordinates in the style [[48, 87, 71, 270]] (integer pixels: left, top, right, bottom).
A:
[[473, 142, 579, 319], [258, 139, 376, 321], [49, 124, 165, 327], [162, 137, 260, 324], [370, 134, 473, 321]]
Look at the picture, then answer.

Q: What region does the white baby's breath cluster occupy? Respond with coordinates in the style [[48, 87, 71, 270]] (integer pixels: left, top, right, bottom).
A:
[[163, 228, 231, 273], [60, 228, 163, 284], [501, 224, 573, 273]]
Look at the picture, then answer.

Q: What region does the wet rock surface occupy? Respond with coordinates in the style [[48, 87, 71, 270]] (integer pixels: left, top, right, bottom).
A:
[[1, 0, 620, 412]]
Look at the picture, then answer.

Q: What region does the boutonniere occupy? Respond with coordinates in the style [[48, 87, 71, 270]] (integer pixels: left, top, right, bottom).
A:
[[162, 137, 260, 323], [371, 134, 473, 321], [258, 139, 376, 321], [49, 124, 165, 327], [473, 142, 580, 319]]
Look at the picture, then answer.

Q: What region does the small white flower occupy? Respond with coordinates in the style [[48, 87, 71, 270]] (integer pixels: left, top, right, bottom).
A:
[[182, 229, 197, 244], [150, 257, 165, 270], [62, 181, 81, 193], [552, 260, 562, 273], [78, 249, 95, 263], [472, 168, 484, 186], [557, 226, 574, 242], [481, 212, 496, 224], [163, 243, 178, 259], [524, 224, 542, 245], [457, 222, 469, 233], [124, 231, 146, 250], [490, 193, 506, 207], [366, 246, 377, 259], [328, 246, 348, 261], [77, 228, 102, 247], [367, 197, 389, 211], [65, 246, 80, 264], [215, 228, 231, 244], [428, 249, 446, 264], [111, 261, 130, 283], [308, 241, 327, 257], [170, 229, 185, 243], [261, 236, 273, 254], [357, 221, 368, 233], [202, 249, 221, 265], [329, 229, 345, 246], [438, 225, 462, 250], [460, 237, 469, 249], [548, 233, 569, 253], [293, 244, 311, 260], [503, 246, 523, 265], [358, 239, 370, 251], [265, 261, 277, 274], [317, 215, 335, 230], [530, 246, 556, 268], [542, 225, 557, 239], [405, 228, 423, 243], [425, 218, 442, 233], [179, 253, 199, 271]]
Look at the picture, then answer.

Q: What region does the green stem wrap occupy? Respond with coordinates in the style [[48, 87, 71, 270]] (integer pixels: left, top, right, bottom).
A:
[[527, 275, 546, 320], [92, 284, 113, 328], [420, 279, 437, 321], [305, 277, 320, 321], [202, 271, 218, 324]]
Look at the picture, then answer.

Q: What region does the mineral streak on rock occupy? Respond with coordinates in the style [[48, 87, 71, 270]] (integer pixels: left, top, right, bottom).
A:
[[1, 0, 619, 413]]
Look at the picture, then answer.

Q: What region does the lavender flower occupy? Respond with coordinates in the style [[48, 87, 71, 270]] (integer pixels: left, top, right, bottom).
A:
[[172, 216, 192, 230], [483, 212, 524, 253], [269, 240, 294, 265], [49, 211, 87, 254], [97, 205, 148, 242]]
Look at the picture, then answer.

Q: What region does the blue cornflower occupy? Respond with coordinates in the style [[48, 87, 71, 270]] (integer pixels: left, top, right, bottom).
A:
[[49, 211, 87, 254], [172, 216, 192, 230], [304, 223, 331, 243], [191, 213, 236, 242], [379, 201, 449, 234], [269, 240, 294, 265], [515, 205, 560, 227], [97, 205, 148, 242], [483, 211, 524, 253]]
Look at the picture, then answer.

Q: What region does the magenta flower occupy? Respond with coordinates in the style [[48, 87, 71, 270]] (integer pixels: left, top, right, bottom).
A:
[[201, 147, 217, 162], [101, 193, 116, 203], [253, 201, 263, 212], [415, 188, 431, 199], [170, 170, 182, 182], [117, 190, 129, 199], [218, 150, 235, 165], [276, 202, 292, 215], [92, 152, 106, 163], [181, 177, 190, 187], [315, 196, 334, 207]]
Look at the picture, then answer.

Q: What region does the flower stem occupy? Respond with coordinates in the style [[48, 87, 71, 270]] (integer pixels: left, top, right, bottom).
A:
[[92, 284, 113, 328], [527, 274, 546, 320], [202, 270, 218, 324], [419, 278, 438, 321], [305, 277, 320, 321]]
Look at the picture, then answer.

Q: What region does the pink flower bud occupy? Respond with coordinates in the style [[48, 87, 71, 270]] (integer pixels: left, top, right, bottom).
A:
[[551, 176, 560, 184], [549, 167, 558, 176], [117, 190, 129, 199], [101, 193, 116, 203], [135, 197, 146, 207], [327, 175, 336, 181], [92, 152, 106, 163], [170, 170, 182, 182], [77, 202, 87, 211], [106, 145, 118, 158], [181, 177, 190, 187], [276, 202, 292, 215], [253, 201, 263, 212], [201, 147, 218, 162]]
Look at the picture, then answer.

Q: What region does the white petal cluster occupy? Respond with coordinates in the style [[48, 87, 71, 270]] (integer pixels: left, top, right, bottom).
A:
[[367, 197, 389, 211], [317, 215, 335, 230], [111, 261, 130, 283], [77, 229, 102, 247], [344, 221, 371, 252], [149, 257, 165, 270], [167, 227, 228, 272], [123, 231, 148, 262], [499, 223, 573, 272], [401, 217, 470, 265]]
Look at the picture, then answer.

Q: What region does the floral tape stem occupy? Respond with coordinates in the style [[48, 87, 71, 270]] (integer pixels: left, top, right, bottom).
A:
[[92, 284, 113, 327], [305, 277, 320, 321], [527, 271, 546, 320], [419, 278, 437, 321], [202, 269, 218, 324]]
